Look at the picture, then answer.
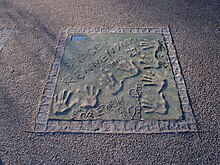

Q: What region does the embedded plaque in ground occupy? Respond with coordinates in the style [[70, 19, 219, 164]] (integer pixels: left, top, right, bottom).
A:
[[34, 27, 197, 133]]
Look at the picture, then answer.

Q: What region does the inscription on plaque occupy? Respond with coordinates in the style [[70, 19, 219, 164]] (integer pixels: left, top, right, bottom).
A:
[[50, 33, 181, 121], [33, 27, 197, 133]]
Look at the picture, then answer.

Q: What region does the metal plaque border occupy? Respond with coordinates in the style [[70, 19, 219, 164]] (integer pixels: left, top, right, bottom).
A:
[[33, 27, 197, 134]]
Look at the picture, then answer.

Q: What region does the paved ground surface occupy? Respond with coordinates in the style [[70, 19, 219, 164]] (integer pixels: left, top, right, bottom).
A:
[[0, 0, 219, 164]]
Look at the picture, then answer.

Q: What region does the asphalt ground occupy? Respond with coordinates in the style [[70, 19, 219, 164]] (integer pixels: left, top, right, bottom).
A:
[[0, 0, 219, 164]]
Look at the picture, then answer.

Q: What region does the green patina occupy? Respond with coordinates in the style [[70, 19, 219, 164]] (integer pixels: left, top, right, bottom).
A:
[[49, 33, 182, 121]]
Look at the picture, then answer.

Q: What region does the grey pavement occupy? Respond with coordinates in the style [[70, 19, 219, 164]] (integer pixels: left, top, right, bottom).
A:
[[0, 0, 219, 164]]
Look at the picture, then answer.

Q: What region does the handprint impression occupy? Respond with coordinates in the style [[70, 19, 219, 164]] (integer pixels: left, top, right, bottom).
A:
[[116, 57, 138, 74], [99, 72, 117, 88], [99, 72, 121, 94], [80, 85, 100, 109], [142, 72, 168, 94], [99, 58, 140, 96], [141, 72, 169, 114], [138, 40, 168, 69], [53, 90, 78, 114], [142, 93, 169, 114]]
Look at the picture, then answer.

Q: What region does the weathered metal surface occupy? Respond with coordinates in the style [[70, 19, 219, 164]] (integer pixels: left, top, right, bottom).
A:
[[33, 27, 197, 133]]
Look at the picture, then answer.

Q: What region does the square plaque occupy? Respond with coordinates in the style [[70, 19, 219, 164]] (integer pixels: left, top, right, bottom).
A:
[[33, 27, 197, 133]]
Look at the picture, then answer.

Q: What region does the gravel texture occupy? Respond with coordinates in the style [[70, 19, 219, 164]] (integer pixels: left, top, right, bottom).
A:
[[0, 0, 219, 164]]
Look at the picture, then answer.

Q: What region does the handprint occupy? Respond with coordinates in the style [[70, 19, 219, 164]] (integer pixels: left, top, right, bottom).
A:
[[138, 39, 168, 69], [142, 93, 169, 114], [116, 57, 138, 73], [140, 39, 154, 50], [99, 72, 117, 88], [80, 85, 100, 108], [141, 72, 168, 94], [99, 72, 121, 94], [53, 90, 78, 114], [139, 57, 162, 69], [142, 72, 162, 86]]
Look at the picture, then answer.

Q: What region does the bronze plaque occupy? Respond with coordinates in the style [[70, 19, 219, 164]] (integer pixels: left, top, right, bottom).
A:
[[33, 28, 197, 133]]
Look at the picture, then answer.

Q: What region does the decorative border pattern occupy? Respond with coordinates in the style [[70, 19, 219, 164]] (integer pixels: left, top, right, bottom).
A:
[[33, 27, 197, 133]]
